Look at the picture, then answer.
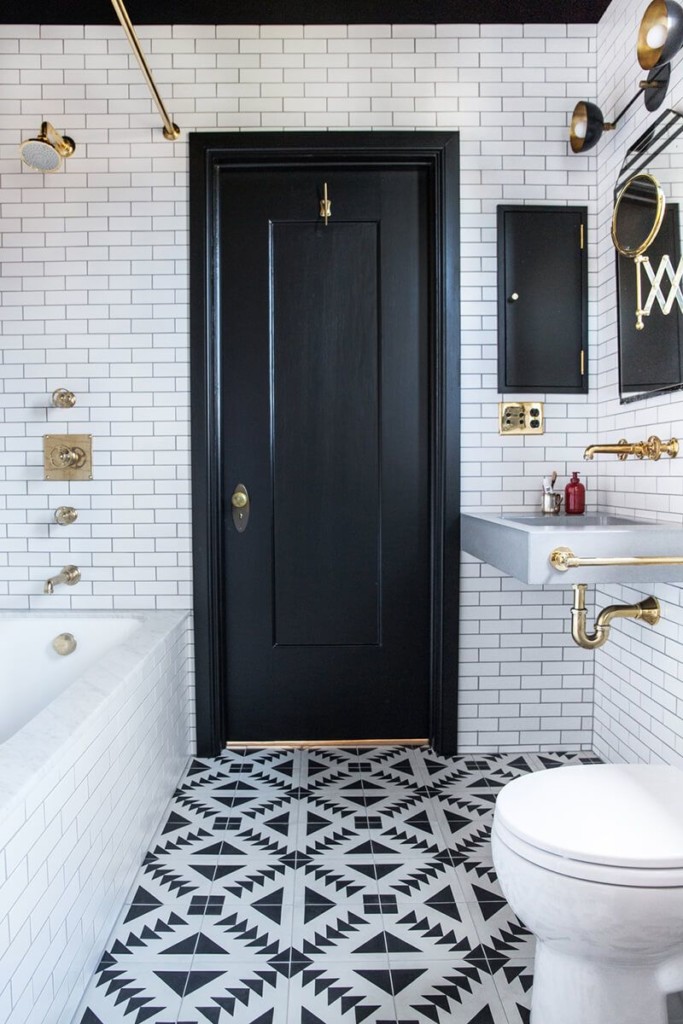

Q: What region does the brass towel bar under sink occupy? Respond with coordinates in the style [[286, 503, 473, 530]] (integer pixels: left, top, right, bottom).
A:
[[550, 547, 683, 572]]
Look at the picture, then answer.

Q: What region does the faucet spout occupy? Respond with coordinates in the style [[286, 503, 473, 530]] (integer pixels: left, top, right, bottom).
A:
[[44, 565, 81, 595], [583, 439, 637, 461], [583, 435, 679, 461]]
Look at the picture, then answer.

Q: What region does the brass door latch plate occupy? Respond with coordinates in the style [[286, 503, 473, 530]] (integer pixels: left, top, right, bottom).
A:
[[499, 401, 544, 435], [43, 434, 93, 481]]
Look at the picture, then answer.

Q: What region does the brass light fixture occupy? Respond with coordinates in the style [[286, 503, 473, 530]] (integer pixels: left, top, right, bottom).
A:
[[569, 0, 683, 156], [569, 68, 670, 153], [19, 122, 75, 172], [110, 0, 180, 140], [637, 0, 683, 69]]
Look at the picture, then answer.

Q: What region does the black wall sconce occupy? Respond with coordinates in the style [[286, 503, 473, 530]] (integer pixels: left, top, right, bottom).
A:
[[638, 0, 683, 70], [570, 67, 670, 153], [569, 0, 683, 154]]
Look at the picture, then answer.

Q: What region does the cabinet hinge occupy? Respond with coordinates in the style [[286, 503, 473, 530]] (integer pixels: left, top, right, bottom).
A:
[[580, 349, 585, 375], [580, 223, 585, 250]]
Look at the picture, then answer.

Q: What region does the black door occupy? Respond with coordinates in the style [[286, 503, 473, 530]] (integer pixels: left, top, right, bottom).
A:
[[219, 167, 429, 741], [190, 133, 460, 756]]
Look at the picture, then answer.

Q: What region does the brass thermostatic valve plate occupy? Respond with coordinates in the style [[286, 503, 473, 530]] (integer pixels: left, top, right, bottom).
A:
[[499, 401, 544, 435], [43, 434, 93, 481]]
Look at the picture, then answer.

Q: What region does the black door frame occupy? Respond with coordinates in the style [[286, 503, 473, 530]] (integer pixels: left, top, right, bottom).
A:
[[189, 131, 460, 757]]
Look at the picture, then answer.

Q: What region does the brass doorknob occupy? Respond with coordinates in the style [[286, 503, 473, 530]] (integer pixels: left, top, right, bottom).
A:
[[231, 490, 248, 509]]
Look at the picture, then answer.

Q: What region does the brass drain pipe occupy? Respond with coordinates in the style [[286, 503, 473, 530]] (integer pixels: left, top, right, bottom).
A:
[[571, 583, 660, 650]]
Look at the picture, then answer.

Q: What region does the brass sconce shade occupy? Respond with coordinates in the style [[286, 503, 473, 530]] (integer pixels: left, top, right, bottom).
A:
[[570, 101, 613, 153], [638, 0, 683, 68], [19, 122, 75, 172]]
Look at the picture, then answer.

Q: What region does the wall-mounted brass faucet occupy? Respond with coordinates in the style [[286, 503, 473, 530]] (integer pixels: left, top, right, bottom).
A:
[[583, 435, 679, 460], [44, 565, 81, 595], [570, 583, 660, 649]]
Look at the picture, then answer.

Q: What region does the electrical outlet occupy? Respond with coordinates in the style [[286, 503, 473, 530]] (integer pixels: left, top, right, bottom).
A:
[[499, 401, 544, 435]]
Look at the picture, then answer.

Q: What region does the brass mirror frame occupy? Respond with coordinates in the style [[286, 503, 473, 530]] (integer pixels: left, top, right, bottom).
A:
[[612, 171, 666, 257]]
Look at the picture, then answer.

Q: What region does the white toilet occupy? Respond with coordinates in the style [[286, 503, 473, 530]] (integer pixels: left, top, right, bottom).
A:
[[491, 763, 683, 1024]]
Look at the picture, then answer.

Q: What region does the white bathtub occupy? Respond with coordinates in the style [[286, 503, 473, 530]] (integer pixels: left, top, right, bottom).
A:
[[0, 610, 193, 1024], [0, 616, 143, 744]]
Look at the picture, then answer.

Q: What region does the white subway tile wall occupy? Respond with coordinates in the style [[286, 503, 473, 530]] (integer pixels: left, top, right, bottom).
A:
[[594, 0, 683, 767], [1, 19, 599, 755], [0, 613, 192, 1024]]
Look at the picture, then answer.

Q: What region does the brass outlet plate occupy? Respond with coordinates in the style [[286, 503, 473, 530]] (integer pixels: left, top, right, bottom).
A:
[[44, 434, 93, 481], [499, 401, 544, 435]]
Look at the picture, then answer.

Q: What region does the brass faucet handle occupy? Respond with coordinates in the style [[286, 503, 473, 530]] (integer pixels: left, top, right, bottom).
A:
[[656, 436, 679, 459], [54, 506, 78, 526], [641, 436, 679, 460], [49, 444, 86, 470], [617, 438, 631, 461], [644, 435, 662, 460], [51, 387, 76, 408], [62, 565, 81, 585]]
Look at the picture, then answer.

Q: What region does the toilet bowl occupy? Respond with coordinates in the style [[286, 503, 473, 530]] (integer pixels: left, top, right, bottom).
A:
[[491, 763, 683, 1024]]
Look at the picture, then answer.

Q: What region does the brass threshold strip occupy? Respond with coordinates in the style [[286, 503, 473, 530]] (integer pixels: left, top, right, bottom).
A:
[[225, 738, 429, 750]]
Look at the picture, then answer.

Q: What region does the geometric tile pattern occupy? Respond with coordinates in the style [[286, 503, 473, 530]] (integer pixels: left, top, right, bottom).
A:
[[74, 747, 598, 1024]]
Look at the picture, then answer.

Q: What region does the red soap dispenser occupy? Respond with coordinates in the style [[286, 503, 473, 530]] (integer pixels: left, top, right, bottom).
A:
[[565, 471, 586, 515]]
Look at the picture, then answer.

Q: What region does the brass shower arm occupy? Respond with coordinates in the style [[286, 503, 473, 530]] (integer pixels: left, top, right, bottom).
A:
[[110, 0, 180, 141]]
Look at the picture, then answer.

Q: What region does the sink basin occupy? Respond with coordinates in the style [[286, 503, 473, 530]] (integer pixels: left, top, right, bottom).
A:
[[461, 512, 683, 585], [502, 513, 639, 527]]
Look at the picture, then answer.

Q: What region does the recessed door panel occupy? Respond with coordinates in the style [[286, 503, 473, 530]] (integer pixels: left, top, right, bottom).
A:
[[272, 222, 380, 647]]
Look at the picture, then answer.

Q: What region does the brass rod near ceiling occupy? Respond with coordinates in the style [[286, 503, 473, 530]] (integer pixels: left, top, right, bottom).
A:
[[110, 0, 180, 140]]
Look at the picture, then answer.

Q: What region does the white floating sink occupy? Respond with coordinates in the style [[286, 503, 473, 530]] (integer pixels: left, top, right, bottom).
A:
[[461, 512, 683, 585]]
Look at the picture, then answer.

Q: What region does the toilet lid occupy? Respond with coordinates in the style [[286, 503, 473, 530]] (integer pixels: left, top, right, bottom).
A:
[[495, 763, 683, 869]]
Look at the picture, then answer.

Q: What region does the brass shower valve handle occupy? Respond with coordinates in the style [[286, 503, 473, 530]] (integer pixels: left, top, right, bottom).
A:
[[54, 506, 78, 526], [43, 433, 93, 481], [51, 388, 76, 408], [50, 444, 87, 470]]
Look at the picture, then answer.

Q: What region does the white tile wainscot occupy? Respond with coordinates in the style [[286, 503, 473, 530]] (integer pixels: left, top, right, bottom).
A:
[[0, 610, 193, 1024]]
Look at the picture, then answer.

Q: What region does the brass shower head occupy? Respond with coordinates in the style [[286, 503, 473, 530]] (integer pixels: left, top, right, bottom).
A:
[[20, 122, 76, 172]]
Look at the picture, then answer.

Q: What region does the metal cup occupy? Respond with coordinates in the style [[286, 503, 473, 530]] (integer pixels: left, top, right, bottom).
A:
[[541, 491, 563, 515]]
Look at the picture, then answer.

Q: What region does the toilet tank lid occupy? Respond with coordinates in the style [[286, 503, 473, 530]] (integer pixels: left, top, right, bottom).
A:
[[495, 763, 683, 869]]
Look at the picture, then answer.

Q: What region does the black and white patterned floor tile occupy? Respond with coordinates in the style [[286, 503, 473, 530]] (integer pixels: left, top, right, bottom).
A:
[[76, 746, 599, 1024]]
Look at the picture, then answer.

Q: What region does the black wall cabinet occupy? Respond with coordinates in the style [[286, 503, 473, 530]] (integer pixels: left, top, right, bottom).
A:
[[498, 205, 588, 394]]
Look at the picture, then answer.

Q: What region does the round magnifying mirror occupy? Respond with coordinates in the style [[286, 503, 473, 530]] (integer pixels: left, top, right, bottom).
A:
[[612, 172, 666, 257]]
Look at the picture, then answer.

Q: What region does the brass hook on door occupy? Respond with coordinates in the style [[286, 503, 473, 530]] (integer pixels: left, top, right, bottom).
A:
[[319, 182, 331, 226]]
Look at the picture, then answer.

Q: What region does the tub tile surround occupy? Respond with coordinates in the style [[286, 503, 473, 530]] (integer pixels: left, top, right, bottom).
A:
[[0, 611, 193, 1024], [73, 745, 602, 1024]]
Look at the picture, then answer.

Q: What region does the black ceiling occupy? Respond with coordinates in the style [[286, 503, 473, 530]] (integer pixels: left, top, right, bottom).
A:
[[5, 1, 613, 25]]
